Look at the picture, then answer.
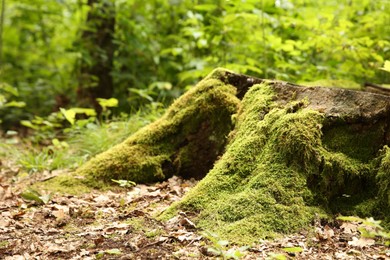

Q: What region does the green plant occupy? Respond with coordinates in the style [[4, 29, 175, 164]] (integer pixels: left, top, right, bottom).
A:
[[96, 248, 122, 259], [96, 97, 118, 121], [202, 231, 248, 260], [0, 82, 26, 125], [20, 188, 52, 204], [381, 60, 390, 73], [111, 179, 136, 188]]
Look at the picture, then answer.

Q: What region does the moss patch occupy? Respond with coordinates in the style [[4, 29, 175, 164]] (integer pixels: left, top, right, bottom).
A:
[[51, 68, 238, 189], [376, 146, 390, 225], [31, 172, 94, 195]]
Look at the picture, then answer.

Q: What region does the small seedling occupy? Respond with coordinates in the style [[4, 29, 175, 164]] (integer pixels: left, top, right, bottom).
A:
[[111, 179, 136, 188], [20, 188, 52, 204], [201, 231, 248, 259]]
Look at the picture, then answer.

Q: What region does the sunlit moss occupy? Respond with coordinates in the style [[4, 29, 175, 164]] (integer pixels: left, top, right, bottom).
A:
[[376, 146, 390, 224], [32, 173, 93, 195], [162, 84, 327, 243], [161, 81, 389, 244], [73, 68, 240, 183]]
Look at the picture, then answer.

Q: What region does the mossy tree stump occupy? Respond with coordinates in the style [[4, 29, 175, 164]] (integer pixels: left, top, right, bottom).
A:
[[71, 69, 390, 243]]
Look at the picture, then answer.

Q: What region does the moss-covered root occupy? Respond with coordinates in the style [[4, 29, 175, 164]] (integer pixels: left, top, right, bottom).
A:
[[76, 68, 240, 184], [162, 84, 326, 244], [161, 82, 390, 244]]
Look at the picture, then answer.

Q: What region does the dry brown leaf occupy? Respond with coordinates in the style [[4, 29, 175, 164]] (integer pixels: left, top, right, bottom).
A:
[[323, 225, 335, 240], [348, 237, 375, 248], [340, 222, 358, 234]]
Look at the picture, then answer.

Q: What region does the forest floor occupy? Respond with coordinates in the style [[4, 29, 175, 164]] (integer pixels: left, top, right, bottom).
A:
[[1, 164, 390, 259]]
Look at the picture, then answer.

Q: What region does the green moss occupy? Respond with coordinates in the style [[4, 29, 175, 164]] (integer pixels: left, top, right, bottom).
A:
[[41, 68, 239, 190], [162, 81, 389, 244], [322, 121, 387, 163], [31, 172, 93, 195], [162, 84, 327, 243], [376, 146, 390, 225]]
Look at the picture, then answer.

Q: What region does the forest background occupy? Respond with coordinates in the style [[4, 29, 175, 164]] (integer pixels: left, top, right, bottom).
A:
[[0, 0, 389, 173]]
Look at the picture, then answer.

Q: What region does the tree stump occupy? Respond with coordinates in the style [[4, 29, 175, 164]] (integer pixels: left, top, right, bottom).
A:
[[74, 68, 390, 243]]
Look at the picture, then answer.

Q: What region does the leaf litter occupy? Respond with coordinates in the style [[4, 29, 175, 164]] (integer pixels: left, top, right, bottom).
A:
[[0, 172, 389, 259]]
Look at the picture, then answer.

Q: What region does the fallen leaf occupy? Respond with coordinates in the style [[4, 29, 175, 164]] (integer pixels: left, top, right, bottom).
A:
[[348, 237, 375, 247], [341, 222, 358, 234]]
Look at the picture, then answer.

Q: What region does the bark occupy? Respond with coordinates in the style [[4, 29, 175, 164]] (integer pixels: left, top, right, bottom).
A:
[[76, 0, 116, 112], [364, 82, 390, 96]]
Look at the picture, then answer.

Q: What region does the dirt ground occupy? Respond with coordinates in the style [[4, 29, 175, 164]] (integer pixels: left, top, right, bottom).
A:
[[0, 169, 389, 259]]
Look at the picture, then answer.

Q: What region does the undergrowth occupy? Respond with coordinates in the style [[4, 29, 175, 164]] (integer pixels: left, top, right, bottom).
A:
[[1, 104, 165, 175]]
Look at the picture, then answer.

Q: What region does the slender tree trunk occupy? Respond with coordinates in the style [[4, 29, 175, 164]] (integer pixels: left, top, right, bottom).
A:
[[0, 0, 5, 69], [76, 0, 116, 112]]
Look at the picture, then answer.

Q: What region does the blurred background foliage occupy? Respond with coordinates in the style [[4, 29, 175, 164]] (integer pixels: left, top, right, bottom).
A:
[[0, 0, 389, 130]]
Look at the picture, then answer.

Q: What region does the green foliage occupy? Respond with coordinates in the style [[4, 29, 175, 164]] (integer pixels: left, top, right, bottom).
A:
[[1, 0, 389, 128], [2, 103, 164, 175], [282, 247, 303, 253], [202, 231, 248, 260], [0, 82, 26, 124], [96, 248, 122, 259], [60, 107, 96, 126], [20, 188, 52, 204], [381, 60, 390, 73], [1, 0, 82, 125]]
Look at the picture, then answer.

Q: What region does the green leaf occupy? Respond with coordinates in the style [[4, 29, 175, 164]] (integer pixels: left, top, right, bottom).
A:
[[52, 138, 69, 149], [380, 60, 390, 73], [69, 108, 97, 117], [20, 120, 39, 130], [96, 98, 119, 108], [60, 108, 76, 125], [111, 179, 136, 188], [282, 247, 303, 253], [20, 189, 46, 204], [5, 101, 26, 107], [194, 4, 218, 12], [105, 248, 122, 255], [0, 83, 19, 96]]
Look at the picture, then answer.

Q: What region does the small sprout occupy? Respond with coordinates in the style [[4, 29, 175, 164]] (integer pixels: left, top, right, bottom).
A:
[[111, 179, 136, 188], [96, 248, 122, 258], [20, 188, 52, 204]]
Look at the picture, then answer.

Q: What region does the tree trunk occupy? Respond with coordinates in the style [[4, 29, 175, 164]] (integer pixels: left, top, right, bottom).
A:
[[76, 0, 116, 112], [69, 68, 390, 243]]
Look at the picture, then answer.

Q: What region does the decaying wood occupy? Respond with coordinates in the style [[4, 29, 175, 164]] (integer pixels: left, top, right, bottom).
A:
[[364, 82, 390, 96]]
